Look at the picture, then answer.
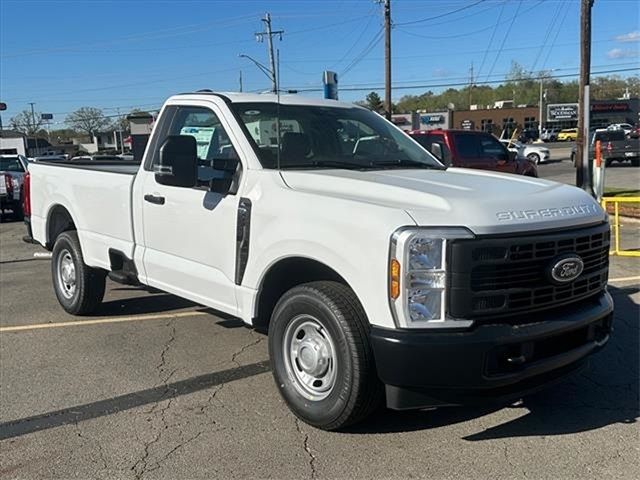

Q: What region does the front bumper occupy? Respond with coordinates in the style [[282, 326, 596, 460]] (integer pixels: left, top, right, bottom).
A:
[[371, 291, 613, 410]]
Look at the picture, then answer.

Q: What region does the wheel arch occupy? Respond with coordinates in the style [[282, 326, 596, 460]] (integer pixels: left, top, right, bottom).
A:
[[252, 255, 354, 332], [46, 204, 77, 250]]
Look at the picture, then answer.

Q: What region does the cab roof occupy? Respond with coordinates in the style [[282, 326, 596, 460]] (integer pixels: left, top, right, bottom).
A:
[[170, 91, 361, 109]]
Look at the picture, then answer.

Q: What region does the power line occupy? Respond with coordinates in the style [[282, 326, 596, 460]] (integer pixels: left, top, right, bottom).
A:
[[540, 4, 572, 72], [397, 0, 542, 41], [287, 67, 639, 93], [341, 28, 384, 77], [475, 0, 507, 81], [484, 0, 524, 82], [530, 0, 566, 73], [396, 0, 485, 26]]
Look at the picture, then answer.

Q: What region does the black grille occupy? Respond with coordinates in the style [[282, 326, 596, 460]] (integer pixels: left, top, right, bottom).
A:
[[449, 223, 610, 319]]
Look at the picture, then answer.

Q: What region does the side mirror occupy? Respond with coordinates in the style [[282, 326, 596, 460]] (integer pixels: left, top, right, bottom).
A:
[[155, 135, 197, 188], [209, 158, 240, 194], [430, 143, 443, 160]]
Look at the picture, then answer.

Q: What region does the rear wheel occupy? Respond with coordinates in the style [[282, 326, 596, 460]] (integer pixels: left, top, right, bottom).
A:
[[52, 231, 106, 315], [527, 153, 540, 164], [631, 158, 640, 167], [269, 281, 383, 430]]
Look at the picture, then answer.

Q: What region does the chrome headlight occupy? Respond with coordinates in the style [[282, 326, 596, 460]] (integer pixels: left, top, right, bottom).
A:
[[389, 227, 475, 329]]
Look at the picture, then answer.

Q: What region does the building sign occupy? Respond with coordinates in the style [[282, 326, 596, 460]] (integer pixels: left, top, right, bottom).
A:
[[420, 115, 443, 124], [590, 102, 629, 113], [547, 103, 578, 122], [41, 113, 53, 120], [461, 119, 474, 130]]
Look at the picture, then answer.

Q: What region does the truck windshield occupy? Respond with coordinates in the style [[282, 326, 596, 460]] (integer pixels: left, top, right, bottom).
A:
[[230, 102, 444, 170]]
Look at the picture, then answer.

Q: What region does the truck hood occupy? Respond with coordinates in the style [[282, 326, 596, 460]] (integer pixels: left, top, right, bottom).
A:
[[280, 167, 605, 235]]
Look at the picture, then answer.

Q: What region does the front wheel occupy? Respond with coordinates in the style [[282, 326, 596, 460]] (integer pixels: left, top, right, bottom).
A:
[[527, 153, 541, 164], [52, 231, 106, 315], [269, 281, 382, 430]]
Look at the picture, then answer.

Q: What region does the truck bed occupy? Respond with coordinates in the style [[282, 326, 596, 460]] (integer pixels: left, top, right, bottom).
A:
[[33, 160, 140, 175], [29, 161, 138, 270]]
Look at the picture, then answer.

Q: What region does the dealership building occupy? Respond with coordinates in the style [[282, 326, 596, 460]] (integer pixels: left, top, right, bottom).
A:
[[405, 98, 639, 137]]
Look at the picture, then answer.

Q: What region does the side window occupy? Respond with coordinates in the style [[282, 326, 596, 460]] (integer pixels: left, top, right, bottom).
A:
[[480, 136, 507, 158], [152, 106, 239, 187], [453, 134, 481, 159]]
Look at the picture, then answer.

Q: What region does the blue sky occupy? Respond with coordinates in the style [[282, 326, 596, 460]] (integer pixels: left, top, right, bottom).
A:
[[1, 0, 638, 128]]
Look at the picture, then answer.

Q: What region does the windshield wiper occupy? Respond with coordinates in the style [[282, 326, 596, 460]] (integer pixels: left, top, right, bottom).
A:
[[370, 159, 443, 170]]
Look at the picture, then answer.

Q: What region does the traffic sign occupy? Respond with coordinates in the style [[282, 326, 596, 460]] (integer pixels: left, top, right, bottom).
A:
[[41, 113, 54, 120], [0, 102, 7, 111]]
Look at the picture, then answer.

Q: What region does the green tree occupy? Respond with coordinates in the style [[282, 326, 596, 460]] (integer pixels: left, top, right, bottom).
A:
[[365, 91, 384, 113]]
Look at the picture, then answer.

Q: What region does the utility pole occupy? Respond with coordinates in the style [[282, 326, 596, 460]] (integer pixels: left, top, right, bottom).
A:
[[29, 102, 38, 154], [239, 70, 243, 92], [576, 0, 594, 194], [255, 13, 283, 93], [384, 0, 392, 120], [468, 62, 474, 108]]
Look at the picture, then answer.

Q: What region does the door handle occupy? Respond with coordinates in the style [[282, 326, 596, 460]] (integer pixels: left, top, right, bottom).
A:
[[144, 194, 165, 205]]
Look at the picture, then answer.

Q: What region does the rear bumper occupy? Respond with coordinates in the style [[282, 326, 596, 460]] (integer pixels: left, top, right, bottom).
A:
[[370, 291, 613, 410]]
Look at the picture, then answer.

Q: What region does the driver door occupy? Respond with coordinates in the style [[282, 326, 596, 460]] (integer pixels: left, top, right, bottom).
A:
[[138, 104, 241, 314]]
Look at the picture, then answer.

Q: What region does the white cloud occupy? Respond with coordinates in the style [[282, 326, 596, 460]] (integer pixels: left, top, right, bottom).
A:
[[607, 48, 639, 59], [615, 31, 640, 42]]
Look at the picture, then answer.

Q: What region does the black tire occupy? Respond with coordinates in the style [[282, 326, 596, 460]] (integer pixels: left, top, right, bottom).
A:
[[605, 159, 613, 168], [13, 202, 24, 221], [527, 153, 540, 165], [631, 158, 640, 167], [269, 281, 383, 430], [51, 230, 106, 315]]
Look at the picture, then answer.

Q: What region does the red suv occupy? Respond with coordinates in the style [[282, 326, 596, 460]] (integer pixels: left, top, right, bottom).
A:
[[408, 129, 538, 177]]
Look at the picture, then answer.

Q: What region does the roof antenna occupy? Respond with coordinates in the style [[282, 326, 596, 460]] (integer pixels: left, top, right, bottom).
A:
[[276, 48, 281, 171]]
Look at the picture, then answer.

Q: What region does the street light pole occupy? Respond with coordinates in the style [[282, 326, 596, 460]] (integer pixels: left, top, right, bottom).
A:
[[239, 54, 275, 87]]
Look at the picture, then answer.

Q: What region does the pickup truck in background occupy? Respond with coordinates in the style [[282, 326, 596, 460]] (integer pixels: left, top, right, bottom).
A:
[[408, 129, 538, 176], [25, 92, 612, 430], [0, 154, 28, 220], [571, 129, 640, 167]]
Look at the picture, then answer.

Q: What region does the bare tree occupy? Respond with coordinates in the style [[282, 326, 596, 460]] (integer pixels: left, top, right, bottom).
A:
[[65, 107, 110, 137], [10, 110, 44, 135]]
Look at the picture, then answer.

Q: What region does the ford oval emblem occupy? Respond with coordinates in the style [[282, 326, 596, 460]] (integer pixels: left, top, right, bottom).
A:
[[549, 254, 584, 284]]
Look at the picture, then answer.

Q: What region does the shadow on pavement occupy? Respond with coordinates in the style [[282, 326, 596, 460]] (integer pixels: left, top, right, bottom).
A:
[[347, 285, 639, 438], [90, 293, 197, 316], [2, 287, 635, 441], [0, 361, 271, 441]]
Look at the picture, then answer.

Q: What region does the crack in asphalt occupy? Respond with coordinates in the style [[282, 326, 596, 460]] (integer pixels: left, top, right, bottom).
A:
[[131, 320, 178, 479], [294, 417, 317, 479], [74, 421, 108, 473], [144, 431, 203, 475], [130, 326, 267, 478], [230, 332, 265, 367]]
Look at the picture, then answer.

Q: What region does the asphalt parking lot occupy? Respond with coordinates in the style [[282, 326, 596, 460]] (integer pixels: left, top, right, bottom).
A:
[[1, 150, 639, 479], [537, 142, 640, 191], [1, 215, 638, 479]]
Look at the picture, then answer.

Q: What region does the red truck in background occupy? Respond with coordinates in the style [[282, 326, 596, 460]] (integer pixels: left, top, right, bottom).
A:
[[408, 129, 538, 177]]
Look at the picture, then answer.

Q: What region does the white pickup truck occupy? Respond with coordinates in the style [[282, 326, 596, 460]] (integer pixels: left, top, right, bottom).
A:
[[24, 92, 613, 430]]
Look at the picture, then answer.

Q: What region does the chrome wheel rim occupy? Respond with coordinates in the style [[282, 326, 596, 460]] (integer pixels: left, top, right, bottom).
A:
[[56, 249, 77, 299], [283, 315, 337, 401]]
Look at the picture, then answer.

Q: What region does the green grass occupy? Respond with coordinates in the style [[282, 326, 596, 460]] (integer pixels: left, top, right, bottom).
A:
[[603, 188, 640, 198]]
